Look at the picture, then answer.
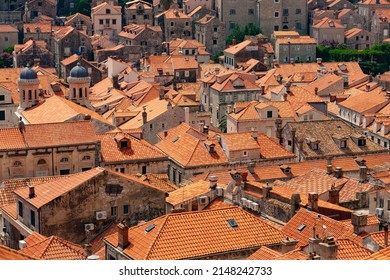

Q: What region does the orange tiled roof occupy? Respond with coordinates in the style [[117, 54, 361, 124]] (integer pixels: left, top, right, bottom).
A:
[[90, 223, 118, 260], [0, 245, 35, 260], [136, 174, 178, 193], [203, 198, 233, 210], [97, 131, 167, 163], [363, 231, 388, 248], [313, 17, 344, 29], [247, 246, 282, 260], [339, 87, 389, 113], [0, 24, 18, 33], [211, 73, 259, 92], [336, 238, 373, 260], [166, 180, 211, 206], [221, 132, 294, 159], [104, 207, 286, 259], [14, 168, 105, 209], [23, 232, 47, 247], [0, 175, 69, 208], [20, 236, 87, 260], [24, 22, 52, 33], [366, 246, 390, 260]]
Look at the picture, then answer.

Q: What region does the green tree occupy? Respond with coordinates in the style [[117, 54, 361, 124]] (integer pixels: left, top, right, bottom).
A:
[[226, 24, 262, 45], [160, 0, 173, 10], [4, 46, 13, 54], [73, 0, 91, 16]]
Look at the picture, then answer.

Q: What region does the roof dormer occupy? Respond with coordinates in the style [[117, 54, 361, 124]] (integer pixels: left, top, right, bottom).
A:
[[306, 138, 320, 150], [204, 140, 215, 153], [232, 77, 244, 88], [114, 133, 131, 149], [333, 135, 348, 149]]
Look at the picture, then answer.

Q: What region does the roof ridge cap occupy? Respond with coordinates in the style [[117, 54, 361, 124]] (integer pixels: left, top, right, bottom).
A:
[[144, 215, 169, 259]]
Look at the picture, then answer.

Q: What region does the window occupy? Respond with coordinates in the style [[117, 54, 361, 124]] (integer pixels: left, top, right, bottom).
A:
[[132, 15, 136, 19], [295, 22, 302, 30], [60, 157, 69, 163], [379, 198, 384, 208], [105, 19, 110, 25], [115, 168, 125, 173], [30, 210, 35, 227], [213, 39, 217, 45], [120, 140, 128, 148], [112, 19, 116, 25], [37, 159, 46, 165], [170, 21, 174, 26], [106, 9, 111, 14], [18, 201, 23, 217], [274, 11, 279, 18], [38, 2, 42, 6], [229, 22, 235, 30], [274, 25, 279, 31], [0, 95, 4, 101], [230, 9, 236, 15], [185, 71, 190, 77], [185, 21, 189, 26], [149, 123, 153, 131], [123, 205, 129, 215], [358, 139, 366, 146], [385, 142, 388, 148], [142, 166, 147, 174], [283, 9, 288, 16], [378, 139, 381, 145], [214, 27, 218, 32], [144, 14, 149, 19], [14, 161, 22, 167], [243, 151, 248, 157], [111, 206, 117, 217], [0, 111, 4, 121], [266, 111, 273, 118], [82, 155, 91, 161], [288, 140, 292, 146], [4, 36, 8, 42], [99, 19, 103, 25], [248, 9, 254, 15], [340, 140, 347, 148]]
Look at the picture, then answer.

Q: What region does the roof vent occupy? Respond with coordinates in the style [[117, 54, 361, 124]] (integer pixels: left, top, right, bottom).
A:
[[297, 224, 306, 232]]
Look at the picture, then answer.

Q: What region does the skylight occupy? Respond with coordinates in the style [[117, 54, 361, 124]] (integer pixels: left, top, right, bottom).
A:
[[297, 224, 306, 232], [172, 137, 179, 143], [227, 219, 238, 228], [145, 224, 156, 233]]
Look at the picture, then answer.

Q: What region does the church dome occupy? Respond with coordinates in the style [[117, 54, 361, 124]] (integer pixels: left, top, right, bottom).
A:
[[70, 63, 88, 78], [19, 66, 38, 80]]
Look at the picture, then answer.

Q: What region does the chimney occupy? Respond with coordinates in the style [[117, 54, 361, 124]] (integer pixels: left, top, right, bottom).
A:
[[351, 212, 367, 235], [359, 165, 368, 183], [281, 237, 299, 253], [290, 57, 295, 64], [209, 175, 218, 189], [273, 58, 279, 67], [262, 184, 272, 199], [334, 10, 339, 19], [248, 162, 256, 174], [18, 117, 25, 132], [142, 106, 147, 124], [365, 84, 371, 92], [203, 125, 209, 134], [314, 87, 319, 95], [251, 127, 258, 140], [159, 86, 165, 100], [291, 127, 296, 154], [285, 82, 291, 93], [290, 193, 301, 213], [318, 236, 338, 260], [326, 156, 333, 174], [112, 75, 120, 90], [384, 223, 389, 247], [19, 240, 27, 249], [232, 38, 237, 45], [163, 130, 168, 138], [117, 223, 129, 250], [334, 167, 343, 178], [316, 57, 322, 64], [84, 243, 92, 256], [308, 192, 319, 212], [214, 67, 220, 75], [275, 118, 283, 142], [28, 185, 35, 199], [261, 85, 265, 95], [241, 172, 248, 182], [308, 236, 321, 254], [227, 105, 233, 114], [328, 185, 340, 204]]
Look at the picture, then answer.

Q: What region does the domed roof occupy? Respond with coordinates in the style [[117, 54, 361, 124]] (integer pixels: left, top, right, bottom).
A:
[[70, 63, 88, 78], [19, 66, 38, 80]]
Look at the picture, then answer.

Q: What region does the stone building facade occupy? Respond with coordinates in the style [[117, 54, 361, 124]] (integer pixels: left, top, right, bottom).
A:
[[0, 25, 18, 51], [156, 9, 193, 42], [125, 0, 154, 26], [2, 168, 167, 248], [195, 15, 226, 56], [91, 2, 122, 40], [0, 85, 18, 128], [24, 0, 57, 23]]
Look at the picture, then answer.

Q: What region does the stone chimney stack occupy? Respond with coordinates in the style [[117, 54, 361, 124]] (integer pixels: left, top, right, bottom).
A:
[[384, 223, 389, 248], [117, 223, 129, 250], [318, 236, 338, 260], [359, 165, 368, 183], [262, 184, 272, 199], [308, 192, 319, 212], [328, 185, 340, 204], [142, 106, 147, 124], [209, 175, 218, 189], [334, 167, 343, 178], [248, 162, 256, 174], [351, 212, 367, 235], [326, 156, 333, 175], [314, 87, 319, 95], [28, 185, 35, 199], [281, 237, 299, 253]]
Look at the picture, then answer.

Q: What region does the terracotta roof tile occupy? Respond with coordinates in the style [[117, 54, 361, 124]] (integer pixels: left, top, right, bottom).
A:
[[313, 17, 344, 29], [203, 198, 233, 210], [105, 207, 286, 259], [0, 25, 18, 33], [336, 238, 373, 259], [366, 246, 390, 260], [247, 246, 282, 260], [14, 168, 105, 209], [23, 232, 47, 247], [97, 132, 167, 163], [0, 245, 35, 260], [166, 180, 211, 206], [20, 236, 87, 260]]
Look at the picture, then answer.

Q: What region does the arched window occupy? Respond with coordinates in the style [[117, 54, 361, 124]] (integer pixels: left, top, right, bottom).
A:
[[73, 88, 76, 98], [34, 90, 37, 100], [13, 161, 22, 167], [79, 88, 83, 98], [28, 90, 32, 100], [60, 157, 69, 163], [37, 159, 47, 165], [22, 90, 26, 100], [85, 88, 88, 98]]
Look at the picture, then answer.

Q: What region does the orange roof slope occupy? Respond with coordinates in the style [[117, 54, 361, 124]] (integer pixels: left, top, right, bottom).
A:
[[105, 207, 286, 259], [166, 180, 210, 206], [156, 123, 229, 167], [20, 236, 87, 260], [14, 168, 105, 209], [247, 246, 282, 260], [0, 245, 35, 260], [281, 209, 353, 247], [336, 239, 373, 260], [97, 132, 167, 163], [366, 246, 390, 260]]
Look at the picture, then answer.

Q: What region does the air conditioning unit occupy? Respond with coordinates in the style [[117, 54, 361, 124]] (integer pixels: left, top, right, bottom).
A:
[[376, 208, 384, 218], [246, 199, 253, 208], [96, 211, 107, 220], [198, 195, 209, 205], [241, 198, 248, 207], [84, 223, 95, 231], [216, 187, 223, 197]]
